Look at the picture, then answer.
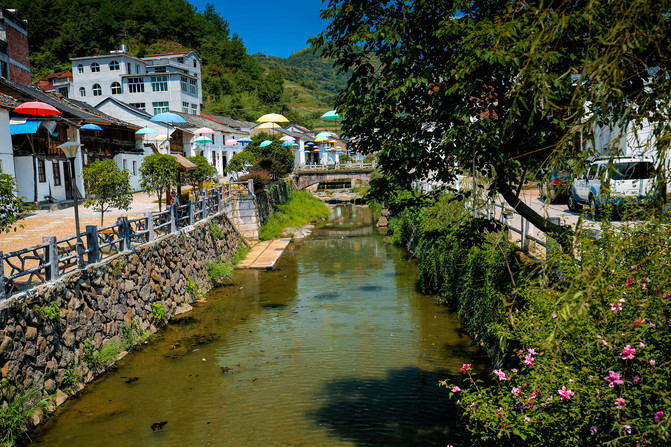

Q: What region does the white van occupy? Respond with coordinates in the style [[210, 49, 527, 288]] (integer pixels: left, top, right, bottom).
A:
[[568, 156, 658, 217]]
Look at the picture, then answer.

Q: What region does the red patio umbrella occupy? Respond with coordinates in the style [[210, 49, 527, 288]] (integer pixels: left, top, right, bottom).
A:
[[13, 101, 60, 116]]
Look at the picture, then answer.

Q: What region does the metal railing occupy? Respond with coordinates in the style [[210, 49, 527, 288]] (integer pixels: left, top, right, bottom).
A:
[[1, 179, 254, 301], [295, 162, 377, 171]]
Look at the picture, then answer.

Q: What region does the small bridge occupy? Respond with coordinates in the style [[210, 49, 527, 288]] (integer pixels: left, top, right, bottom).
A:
[[293, 162, 376, 189]]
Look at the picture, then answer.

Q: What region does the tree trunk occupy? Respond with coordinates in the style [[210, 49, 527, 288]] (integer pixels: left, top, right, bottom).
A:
[[493, 160, 573, 252]]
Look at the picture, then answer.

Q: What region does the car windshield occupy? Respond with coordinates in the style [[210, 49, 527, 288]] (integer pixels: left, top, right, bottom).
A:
[[609, 162, 656, 180]]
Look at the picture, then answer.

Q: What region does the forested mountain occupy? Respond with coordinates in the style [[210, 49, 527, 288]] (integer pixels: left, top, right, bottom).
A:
[[5, 0, 323, 124]]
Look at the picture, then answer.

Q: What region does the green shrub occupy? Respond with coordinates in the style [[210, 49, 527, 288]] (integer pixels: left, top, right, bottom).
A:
[[232, 243, 251, 265], [209, 222, 223, 239], [151, 303, 167, 323], [61, 359, 82, 389], [443, 219, 671, 445], [0, 382, 49, 447], [206, 260, 233, 286], [83, 338, 121, 372], [258, 190, 329, 240], [33, 301, 61, 323], [121, 318, 150, 351]]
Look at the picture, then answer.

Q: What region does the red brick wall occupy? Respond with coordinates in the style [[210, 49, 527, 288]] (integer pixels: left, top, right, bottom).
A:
[[5, 21, 30, 84]]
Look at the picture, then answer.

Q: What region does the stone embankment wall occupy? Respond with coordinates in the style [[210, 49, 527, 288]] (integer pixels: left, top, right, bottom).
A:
[[0, 211, 242, 412], [256, 180, 291, 225]]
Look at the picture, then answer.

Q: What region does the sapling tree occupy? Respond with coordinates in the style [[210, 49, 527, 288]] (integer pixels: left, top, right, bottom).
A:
[[0, 168, 24, 233], [185, 155, 215, 198], [82, 158, 133, 226], [139, 153, 179, 212]]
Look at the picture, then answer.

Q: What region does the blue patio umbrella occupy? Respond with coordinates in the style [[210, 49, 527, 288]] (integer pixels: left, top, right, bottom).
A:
[[259, 140, 272, 148], [282, 141, 292, 147], [150, 112, 187, 153], [135, 127, 157, 135], [81, 123, 103, 131], [315, 131, 331, 139], [238, 137, 253, 143]]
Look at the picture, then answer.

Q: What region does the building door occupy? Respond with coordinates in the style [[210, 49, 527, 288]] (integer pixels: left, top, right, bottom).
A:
[[63, 161, 73, 200]]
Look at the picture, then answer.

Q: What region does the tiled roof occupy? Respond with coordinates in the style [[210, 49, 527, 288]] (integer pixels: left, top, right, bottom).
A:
[[200, 113, 255, 132], [0, 92, 20, 110], [172, 111, 244, 135], [66, 98, 139, 129], [144, 51, 192, 58]]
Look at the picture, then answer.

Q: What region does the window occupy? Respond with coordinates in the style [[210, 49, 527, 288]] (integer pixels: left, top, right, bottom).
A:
[[189, 79, 197, 95], [155, 66, 166, 73], [92, 83, 102, 96], [109, 60, 119, 71], [57, 86, 68, 98], [136, 64, 140, 74], [191, 104, 197, 115], [132, 160, 137, 176], [77, 63, 84, 74], [128, 77, 144, 93], [152, 102, 169, 115], [79, 87, 86, 97], [52, 160, 61, 186], [193, 59, 197, 68], [122, 159, 127, 171], [91, 62, 100, 72], [152, 75, 168, 92], [38, 159, 46, 183], [111, 82, 122, 94], [181, 76, 188, 92], [127, 63, 131, 73], [182, 101, 189, 113], [129, 102, 146, 110]]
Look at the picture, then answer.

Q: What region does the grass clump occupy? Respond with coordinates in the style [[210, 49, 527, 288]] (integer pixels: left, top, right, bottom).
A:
[[83, 338, 121, 372], [121, 318, 150, 351], [33, 301, 61, 323], [0, 382, 49, 447], [232, 243, 251, 265], [209, 222, 223, 239], [151, 303, 167, 323], [206, 259, 233, 286], [259, 190, 329, 240]]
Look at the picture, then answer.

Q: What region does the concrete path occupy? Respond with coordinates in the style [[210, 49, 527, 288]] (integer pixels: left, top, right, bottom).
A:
[[236, 238, 291, 270]]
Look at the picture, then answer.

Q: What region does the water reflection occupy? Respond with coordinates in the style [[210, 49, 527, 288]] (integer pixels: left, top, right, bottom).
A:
[[30, 204, 485, 447]]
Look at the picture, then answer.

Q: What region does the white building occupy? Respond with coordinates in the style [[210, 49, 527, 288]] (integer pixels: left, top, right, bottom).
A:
[[71, 49, 202, 116]]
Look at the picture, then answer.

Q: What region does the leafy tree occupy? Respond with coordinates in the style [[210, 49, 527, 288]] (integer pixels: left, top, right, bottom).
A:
[[225, 151, 257, 177], [0, 169, 24, 233], [139, 153, 179, 212], [82, 159, 133, 226], [245, 133, 294, 177], [311, 0, 671, 250], [185, 155, 215, 195]]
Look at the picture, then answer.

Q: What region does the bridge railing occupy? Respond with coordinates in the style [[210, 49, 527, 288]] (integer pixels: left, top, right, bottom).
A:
[[295, 162, 376, 171], [0, 179, 254, 302]]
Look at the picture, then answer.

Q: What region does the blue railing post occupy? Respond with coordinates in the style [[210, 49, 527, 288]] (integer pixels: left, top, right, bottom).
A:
[[85, 225, 99, 264], [0, 251, 5, 301], [188, 201, 194, 225], [215, 187, 221, 213], [145, 212, 154, 241], [118, 217, 131, 251], [248, 179, 254, 196], [169, 205, 177, 233], [42, 236, 59, 281], [200, 195, 207, 219]]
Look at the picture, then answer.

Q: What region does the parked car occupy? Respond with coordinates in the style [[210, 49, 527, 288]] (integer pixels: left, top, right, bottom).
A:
[[539, 168, 572, 202], [568, 156, 657, 218]]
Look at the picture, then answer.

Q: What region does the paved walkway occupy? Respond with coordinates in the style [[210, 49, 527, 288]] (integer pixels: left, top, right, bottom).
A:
[[1, 191, 161, 255], [236, 239, 292, 270]]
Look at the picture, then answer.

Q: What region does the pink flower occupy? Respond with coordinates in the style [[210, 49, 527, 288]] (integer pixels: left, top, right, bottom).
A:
[[527, 348, 538, 355], [460, 363, 472, 373], [602, 339, 608, 347], [611, 303, 622, 312], [524, 416, 531, 423], [649, 359, 656, 366], [642, 283, 647, 290], [451, 386, 461, 393], [621, 345, 636, 360], [667, 291, 671, 300], [526, 391, 537, 402], [496, 407, 504, 417], [493, 369, 507, 381], [604, 371, 624, 387], [639, 342, 645, 348], [633, 376, 641, 384], [622, 424, 631, 434], [558, 386, 574, 400], [650, 323, 655, 328], [545, 396, 554, 404], [469, 402, 475, 408], [590, 426, 598, 435], [634, 317, 646, 326], [511, 387, 520, 397], [615, 397, 626, 409], [552, 313, 557, 318], [654, 411, 664, 423], [626, 278, 634, 287], [524, 354, 535, 367]]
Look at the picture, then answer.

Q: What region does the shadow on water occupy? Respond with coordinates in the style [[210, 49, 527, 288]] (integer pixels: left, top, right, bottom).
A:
[[309, 366, 465, 447]]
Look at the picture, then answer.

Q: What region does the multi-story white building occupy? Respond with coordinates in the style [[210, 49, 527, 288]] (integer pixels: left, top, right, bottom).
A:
[[71, 49, 202, 116]]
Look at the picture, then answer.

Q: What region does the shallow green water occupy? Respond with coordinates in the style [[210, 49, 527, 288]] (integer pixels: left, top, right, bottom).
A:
[[30, 205, 485, 447]]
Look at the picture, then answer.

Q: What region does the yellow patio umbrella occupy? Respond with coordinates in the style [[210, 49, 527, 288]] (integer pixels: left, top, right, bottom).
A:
[[257, 122, 281, 129], [256, 113, 289, 123], [314, 137, 330, 142], [153, 134, 169, 140]]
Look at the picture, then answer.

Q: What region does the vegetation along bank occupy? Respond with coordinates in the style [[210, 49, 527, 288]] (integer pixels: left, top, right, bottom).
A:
[[384, 193, 670, 445]]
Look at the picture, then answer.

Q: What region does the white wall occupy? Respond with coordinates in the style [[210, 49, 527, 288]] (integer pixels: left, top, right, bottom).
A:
[[114, 153, 144, 191]]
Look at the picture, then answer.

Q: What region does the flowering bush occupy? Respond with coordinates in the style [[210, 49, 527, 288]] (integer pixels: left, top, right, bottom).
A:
[[443, 220, 671, 444]]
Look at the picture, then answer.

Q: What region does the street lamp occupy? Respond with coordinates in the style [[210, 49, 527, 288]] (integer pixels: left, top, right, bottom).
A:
[[58, 141, 85, 268]]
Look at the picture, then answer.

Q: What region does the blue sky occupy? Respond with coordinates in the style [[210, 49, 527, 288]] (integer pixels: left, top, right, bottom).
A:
[[189, 0, 329, 58]]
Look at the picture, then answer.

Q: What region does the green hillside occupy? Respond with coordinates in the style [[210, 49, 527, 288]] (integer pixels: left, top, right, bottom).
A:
[[4, 0, 324, 126]]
